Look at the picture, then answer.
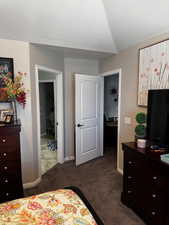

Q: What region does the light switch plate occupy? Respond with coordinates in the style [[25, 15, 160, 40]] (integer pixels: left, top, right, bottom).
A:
[[124, 117, 131, 124]]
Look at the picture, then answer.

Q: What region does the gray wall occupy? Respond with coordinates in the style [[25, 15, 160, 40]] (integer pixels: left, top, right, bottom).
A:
[[104, 74, 119, 120], [38, 71, 57, 80], [64, 57, 99, 157], [100, 32, 169, 171]]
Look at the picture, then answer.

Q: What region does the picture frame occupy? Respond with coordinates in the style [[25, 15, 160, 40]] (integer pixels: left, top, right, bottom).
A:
[[0, 109, 13, 122], [0, 57, 14, 88], [138, 39, 169, 106], [4, 115, 13, 124]]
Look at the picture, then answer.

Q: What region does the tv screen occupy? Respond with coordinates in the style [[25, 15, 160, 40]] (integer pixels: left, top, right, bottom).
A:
[[147, 89, 169, 148]]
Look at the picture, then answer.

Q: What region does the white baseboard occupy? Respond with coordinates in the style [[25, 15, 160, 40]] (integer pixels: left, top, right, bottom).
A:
[[117, 167, 123, 175], [64, 156, 75, 162], [23, 177, 41, 189]]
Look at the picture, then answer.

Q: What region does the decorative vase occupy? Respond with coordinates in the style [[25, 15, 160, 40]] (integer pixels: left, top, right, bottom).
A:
[[11, 100, 17, 122], [137, 139, 146, 148]]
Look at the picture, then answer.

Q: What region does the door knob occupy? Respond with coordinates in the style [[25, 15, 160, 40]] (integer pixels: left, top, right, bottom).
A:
[[77, 124, 84, 127]]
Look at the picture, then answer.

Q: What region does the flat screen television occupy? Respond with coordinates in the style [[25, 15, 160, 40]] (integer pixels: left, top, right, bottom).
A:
[[147, 89, 169, 148]]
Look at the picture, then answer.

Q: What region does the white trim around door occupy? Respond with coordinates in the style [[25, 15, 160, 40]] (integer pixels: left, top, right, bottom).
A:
[[100, 69, 122, 175], [35, 65, 64, 179]]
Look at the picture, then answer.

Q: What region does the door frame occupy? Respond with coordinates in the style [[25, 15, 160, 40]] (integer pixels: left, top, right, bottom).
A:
[[35, 65, 64, 178], [39, 80, 57, 141], [100, 68, 122, 174]]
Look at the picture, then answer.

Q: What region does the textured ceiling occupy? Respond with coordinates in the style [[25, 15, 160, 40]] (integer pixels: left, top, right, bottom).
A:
[[0, 0, 169, 53]]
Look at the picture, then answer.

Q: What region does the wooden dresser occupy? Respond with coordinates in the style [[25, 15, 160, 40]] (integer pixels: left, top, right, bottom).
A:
[[121, 142, 169, 225], [0, 121, 23, 203]]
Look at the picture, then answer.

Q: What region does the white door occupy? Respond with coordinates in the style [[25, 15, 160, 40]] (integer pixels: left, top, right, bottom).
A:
[[75, 74, 103, 166]]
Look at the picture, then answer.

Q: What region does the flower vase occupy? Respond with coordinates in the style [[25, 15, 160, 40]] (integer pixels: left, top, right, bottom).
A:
[[11, 100, 17, 122]]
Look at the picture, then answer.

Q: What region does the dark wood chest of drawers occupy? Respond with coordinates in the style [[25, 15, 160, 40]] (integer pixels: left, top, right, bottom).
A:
[[0, 121, 23, 203], [121, 142, 169, 225]]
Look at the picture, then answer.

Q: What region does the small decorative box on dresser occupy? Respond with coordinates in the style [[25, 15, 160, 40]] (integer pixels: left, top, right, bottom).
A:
[[0, 120, 23, 203], [121, 142, 169, 225]]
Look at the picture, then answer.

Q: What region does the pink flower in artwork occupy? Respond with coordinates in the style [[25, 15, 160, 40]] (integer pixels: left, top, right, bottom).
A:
[[161, 52, 165, 56], [154, 68, 158, 72], [157, 72, 160, 76]]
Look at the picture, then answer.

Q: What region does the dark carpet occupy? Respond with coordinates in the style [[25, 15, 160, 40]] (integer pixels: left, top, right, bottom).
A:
[[24, 151, 145, 225]]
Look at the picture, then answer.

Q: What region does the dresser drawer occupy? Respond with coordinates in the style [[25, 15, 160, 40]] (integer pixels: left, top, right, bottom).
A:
[[0, 150, 20, 162], [0, 162, 19, 173], [124, 159, 137, 169], [124, 150, 146, 172], [0, 135, 18, 147], [149, 174, 166, 190], [145, 189, 167, 209], [0, 175, 22, 187], [0, 187, 23, 203], [124, 173, 137, 190], [147, 162, 167, 191], [145, 207, 166, 225], [123, 186, 137, 208]]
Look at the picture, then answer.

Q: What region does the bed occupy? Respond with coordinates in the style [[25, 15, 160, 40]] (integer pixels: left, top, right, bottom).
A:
[[0, 186, 104, 225]]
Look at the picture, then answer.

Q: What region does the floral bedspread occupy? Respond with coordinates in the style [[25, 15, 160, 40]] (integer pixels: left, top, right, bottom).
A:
[[0, 189, 98, 225]]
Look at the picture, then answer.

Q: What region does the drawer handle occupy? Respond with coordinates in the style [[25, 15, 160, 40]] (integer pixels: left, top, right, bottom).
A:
[[4, 166, 8, 170], [128, 176, 132, 179], [2, 139, 6, 143], [127, 190, 132, 194], [3, 153, 7, 156], [152, 194, 157, 198], [153, 176, 157, 180], [128, 161, 133, 165], [5, 193, 9, 196], [5, 179, 8, 183], [152, 194, 156, 198], [152, 211, 156, 216]]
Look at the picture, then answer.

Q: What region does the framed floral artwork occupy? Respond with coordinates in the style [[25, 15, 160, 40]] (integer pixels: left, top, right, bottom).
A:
[[0, 57, 14, 88], [138, 39, 169, 106]]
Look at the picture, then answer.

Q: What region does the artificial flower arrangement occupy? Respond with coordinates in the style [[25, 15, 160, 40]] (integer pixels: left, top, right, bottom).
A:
[[0, 72, 27, 108]]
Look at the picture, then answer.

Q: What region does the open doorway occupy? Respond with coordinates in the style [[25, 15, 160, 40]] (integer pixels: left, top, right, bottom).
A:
[[39, 80, 57, 174], [75, 70, 122, 173], [101, 69, 121, 173], [35, 65, 64, 179], [104, 73, 119, 168]]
